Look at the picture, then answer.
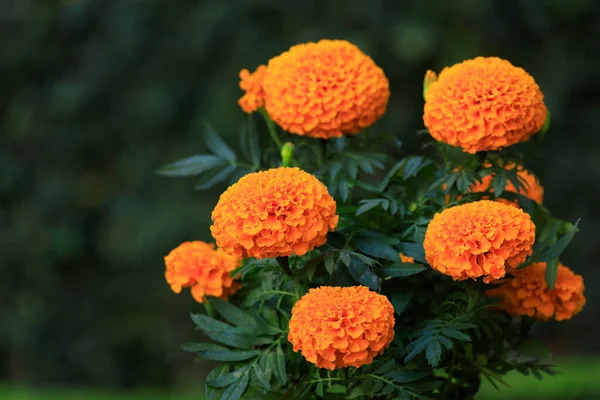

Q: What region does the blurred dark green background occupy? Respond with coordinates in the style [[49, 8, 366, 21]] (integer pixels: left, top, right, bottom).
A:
[[1, 0, 599, 396]]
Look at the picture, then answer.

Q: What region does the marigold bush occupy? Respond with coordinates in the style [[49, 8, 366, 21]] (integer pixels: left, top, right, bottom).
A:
[[210, 167, 339, 259], [288, 286, 395, 370], [158, 40, 584, 400], [164, 241, 241, 303], [487, 262, 586, 321], [238, 39, 390, 139], [423, 200, 536, 281], [423, 57, 547, 153]]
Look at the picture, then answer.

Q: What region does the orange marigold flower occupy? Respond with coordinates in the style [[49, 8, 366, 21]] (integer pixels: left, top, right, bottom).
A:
[[423, 200, 536, 281], [470, 163, 544, 205], [210, 167, 339, 259], [288, 286, 395, 370], [423, 57, 547, 153], [238, 65, 267, 113], [399, 253, 415, 263], [164, 241, 241, 303], [486, 262, 586, 321], [238, 39, 390, 139]]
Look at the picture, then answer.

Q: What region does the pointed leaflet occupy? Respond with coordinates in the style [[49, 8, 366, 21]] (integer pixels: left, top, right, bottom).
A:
[[398, 242, 427, 264], [384, 262, 427, 277], [190, 313, 257, 349], [241, 116, 261, 166], [181, 342, 259, 361], [208, 297, 261, 332], [545, 258, 559, 290], [204, 122, 237, 162], [354, 238, 399, 262], [156, 154, 226, 177], [195, 164, 238, 190], [391, 291, 413, 316], [220, 371, 249, 400], [537, 219, 579, 263], [207, 364, 251, 388]]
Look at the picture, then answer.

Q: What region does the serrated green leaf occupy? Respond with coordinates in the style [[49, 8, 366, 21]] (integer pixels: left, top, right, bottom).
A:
[[221, 371, 249, 400], [329, 161, 342, 181], [204, 122, 236, 162], [209, 297, 260, 331], [391, 291, 413, 316], [348, 159, 358, 179], [537, 220, 579, 263], [207, 364, 251, 388], [347, 257, 381, 290], [268, 345, 287, 386], [156, 154, 226, 177], [251, 363, 271, 392], [374, 359, 397, 375], [195, 164, 237, 190], [326, 384, 346, 394], [241, 116, 261, 166], [384, 262, 427, 277], [324, 255, 335, 275], [206, 364, 230, 400], [356, 199, 384, 216], [339, 179, 350, 202], [346, 385, 368, 399], [384, 369, 429, 383], [190, 313, 256, 349], [425, 341, 442, 367], [181, 342, 259, 361], [403, 156, 432, 180], [378, 384, 395, 396], [354, 238, 399, 262], [316, 381, 323, 397], [545, 258, 559, 290], [492, 170, 508, 197], [440, 328, 471, 342], [404, 337, 433, 363]]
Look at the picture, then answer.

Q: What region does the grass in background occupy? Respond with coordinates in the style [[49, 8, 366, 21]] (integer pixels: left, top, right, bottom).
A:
[[2, 359, 599, 400]]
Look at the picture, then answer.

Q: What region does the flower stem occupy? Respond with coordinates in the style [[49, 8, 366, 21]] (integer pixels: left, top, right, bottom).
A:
[[203, 299, 216, 319], [276, 256, 292, 277], [259, 108, 283, 149]]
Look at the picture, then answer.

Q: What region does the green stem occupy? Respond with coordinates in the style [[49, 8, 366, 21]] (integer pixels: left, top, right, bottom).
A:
[[203, 300, 216, 319], [259, 108, 283, 149]]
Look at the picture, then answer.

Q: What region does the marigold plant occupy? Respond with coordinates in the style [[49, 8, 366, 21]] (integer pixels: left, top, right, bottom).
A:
[[288, 286, 395, 370], [238, 39, 390, 139], [423, 57, 547, 153], [164, 241, 241, 303], [158, 40, 584, 400], [487, 262, 586, 321]]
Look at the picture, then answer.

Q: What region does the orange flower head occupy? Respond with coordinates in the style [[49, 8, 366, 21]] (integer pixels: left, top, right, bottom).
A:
[[471, 163, 544, 205], [239, 39, 390, 139], [423, 57, 547, 153], [210, 167, 339, 259], [164, 241, 241, 303], [238, 65, 267, 113], [288, 286, 395, 370], [487, 262, 586, 321], [423, 200, 536, 281], [399, 253, 415, 263]]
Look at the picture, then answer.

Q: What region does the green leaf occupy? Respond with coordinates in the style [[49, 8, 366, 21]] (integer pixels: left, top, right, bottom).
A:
[[398, 242, 426, 264], [204, 122, 236, 162], [356, 199, 384, 216], [538, 108, 551, 139], [181, 342, 259, 361], [156, 154, 226, 177], [347, 257, 382, 290], [316, 381, 324, 397], [537, 220, 579, 263], [517, 339, 552, 360], [384, 262, 427, 277], [329, 161, 342, 181], [440, 328, 471, 342], [207, 364, 251, 388], [391, 291, 413, 316], [339, 179, 350, 202], [403, 156, 433, 180], [206, 364, 230, 400], [326, 384, 347, 394], [190, 313, 257, 349], [384, 369, 429, 383], [404, 336, 433, 363], [348, 159, 358, 179], [195, 164, 238, 190], [425, 341, 442, 367], [545, 258, 559, 290], [241, 117, 261, 166], [221, 371, 249, 400], [209, 297, 260, 331], [491, 170, 508, 197], [354, 238, 399, 262], [251, 364, 271, 392], [268, 344, 287, 386], [324, 254, 335, 275]]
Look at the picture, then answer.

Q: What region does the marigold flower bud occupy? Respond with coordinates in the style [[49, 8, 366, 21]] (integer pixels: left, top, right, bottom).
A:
[[423, 57, 547, 153], [423, 200, 536, 281], [238, 39, 390, 139], [288, 286, 395, 370], [164, 241, 241, 303], [486, 262, 586, 321], [210, 167, 339, 259]]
